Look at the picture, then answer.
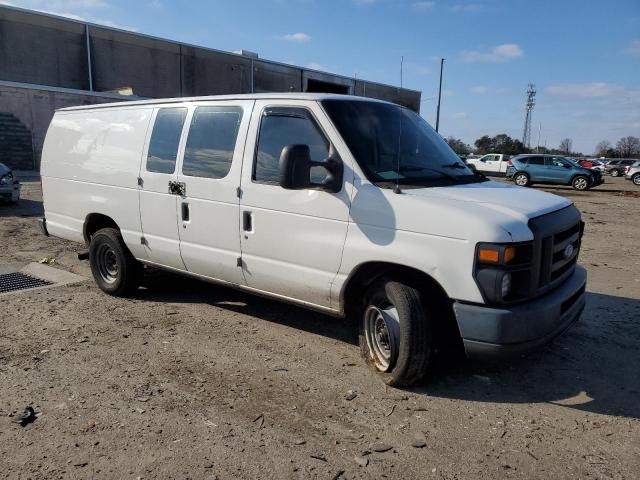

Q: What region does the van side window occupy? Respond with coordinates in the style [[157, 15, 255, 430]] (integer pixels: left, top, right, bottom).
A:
[[182, 106, 243, 179], [254, 107, 329, 184], [146, 108, 187, 174]]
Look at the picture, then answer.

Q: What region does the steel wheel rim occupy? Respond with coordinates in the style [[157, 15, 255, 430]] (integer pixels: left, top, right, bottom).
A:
[[575, 177, 588, 190], [364, 305, 400, 372], [515, 174, 527, 186], [96, 243, 119, 284]]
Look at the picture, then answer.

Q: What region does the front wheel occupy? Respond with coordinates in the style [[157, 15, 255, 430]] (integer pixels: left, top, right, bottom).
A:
[[572, 175, 590, 191], [359, 278, 432, 387], [89, 227, 142, 296], [513, 172, 530, 187], [632, 173, 640, 186], [610, 169, 620, 177]]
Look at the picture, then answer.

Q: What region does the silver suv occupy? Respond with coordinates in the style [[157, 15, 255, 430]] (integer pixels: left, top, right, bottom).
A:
[[625, 162, 640, 186]]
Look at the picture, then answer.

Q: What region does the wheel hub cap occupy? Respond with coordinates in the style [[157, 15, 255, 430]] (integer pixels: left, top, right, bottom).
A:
[[96, 244, 118, 284], [364, 305, 400, 372]]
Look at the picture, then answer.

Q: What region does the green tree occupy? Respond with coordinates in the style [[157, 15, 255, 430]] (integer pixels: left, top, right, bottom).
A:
[[473, 133, 528, 155], [445, 137, 471, 155]]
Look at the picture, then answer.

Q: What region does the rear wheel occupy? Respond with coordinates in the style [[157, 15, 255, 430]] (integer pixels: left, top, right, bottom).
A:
[[610, 169, 620, 177], [632, 173, 640, 186], [572, 175, 590, 191], [359, 278, 432, 387], [514, 172, 530, 187], [89, 227, 142, 296]]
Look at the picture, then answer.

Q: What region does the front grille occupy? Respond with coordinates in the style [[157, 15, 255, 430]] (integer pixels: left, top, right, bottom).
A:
[[528, 205, 583, 297], [0, 272, 52, 294]]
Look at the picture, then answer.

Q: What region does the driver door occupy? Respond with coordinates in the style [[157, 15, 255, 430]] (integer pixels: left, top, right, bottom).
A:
[[238, 100, 352, 308]]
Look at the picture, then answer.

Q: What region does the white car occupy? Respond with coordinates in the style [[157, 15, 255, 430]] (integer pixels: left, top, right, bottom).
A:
[[39, 93, 587, 386], [465, 153, 512, 175]]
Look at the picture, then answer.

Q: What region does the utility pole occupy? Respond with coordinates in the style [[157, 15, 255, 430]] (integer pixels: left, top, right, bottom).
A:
[[536, 121, 541, 153], [435, 57, 445, 133], [400, 56, 404, 88]]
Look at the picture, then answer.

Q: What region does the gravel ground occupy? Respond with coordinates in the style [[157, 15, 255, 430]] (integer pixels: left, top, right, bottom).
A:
[[0, 178, 639, 479]]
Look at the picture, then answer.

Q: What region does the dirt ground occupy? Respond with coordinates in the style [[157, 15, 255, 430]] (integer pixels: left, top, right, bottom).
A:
[[1, 178, 639, 479]]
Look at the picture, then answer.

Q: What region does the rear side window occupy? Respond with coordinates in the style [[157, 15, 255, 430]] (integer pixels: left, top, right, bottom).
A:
[[182, 106, 243, 179], [147, 108, 187, 174], [254, 107, 329, 184]]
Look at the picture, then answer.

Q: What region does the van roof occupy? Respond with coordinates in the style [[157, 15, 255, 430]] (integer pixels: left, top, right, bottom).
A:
[[58, 93, 394, 112]]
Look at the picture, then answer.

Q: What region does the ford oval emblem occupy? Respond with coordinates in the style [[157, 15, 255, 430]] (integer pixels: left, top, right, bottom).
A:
[[563, 244, 574, 260]]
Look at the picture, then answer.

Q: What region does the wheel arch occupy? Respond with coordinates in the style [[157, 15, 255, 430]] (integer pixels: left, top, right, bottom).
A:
[[83, 213, 120, 245], [341, 261, 451, 317]]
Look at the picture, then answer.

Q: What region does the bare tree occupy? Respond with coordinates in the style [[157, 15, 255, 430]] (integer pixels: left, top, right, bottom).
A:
[[559, 138, 573, 154], [616, 136, 640, 158], [595, 140, 612, 157]]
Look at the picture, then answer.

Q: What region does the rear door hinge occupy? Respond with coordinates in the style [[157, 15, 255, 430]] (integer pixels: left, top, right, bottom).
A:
[[137, 176, 144, 187], [236, 186, 242, 198], [236, 256, 242, 267]]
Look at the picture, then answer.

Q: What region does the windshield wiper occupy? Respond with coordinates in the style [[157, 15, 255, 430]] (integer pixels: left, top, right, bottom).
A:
[[441, 162, 468, 170]]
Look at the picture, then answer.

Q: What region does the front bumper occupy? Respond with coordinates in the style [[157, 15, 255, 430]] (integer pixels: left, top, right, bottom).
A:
[[454, 265, 586, 358], [0, 182, 20, 202]]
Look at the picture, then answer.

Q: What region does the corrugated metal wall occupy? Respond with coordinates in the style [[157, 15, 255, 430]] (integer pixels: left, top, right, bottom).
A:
[[0, 5, 422, 170]]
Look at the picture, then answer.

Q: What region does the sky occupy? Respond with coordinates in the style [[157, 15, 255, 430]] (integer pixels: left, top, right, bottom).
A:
[[2, 0, 639, 154]]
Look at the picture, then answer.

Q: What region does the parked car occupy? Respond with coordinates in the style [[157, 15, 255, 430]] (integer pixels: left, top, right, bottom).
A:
[[578, 159, 605, 172], [507, 155, 603, 190], [464, 153, 511, 175], [39, 93, 587, 386], [624, 163, 640, 185], [605, 159, 637, 177], [0, 162, 20, 204]]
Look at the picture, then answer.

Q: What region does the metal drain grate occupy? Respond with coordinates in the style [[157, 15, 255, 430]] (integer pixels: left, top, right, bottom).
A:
[[0, 272, 52, 294]]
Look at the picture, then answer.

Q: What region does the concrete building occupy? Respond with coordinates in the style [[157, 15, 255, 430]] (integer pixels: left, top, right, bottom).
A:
[[0, 5, 421, 171]]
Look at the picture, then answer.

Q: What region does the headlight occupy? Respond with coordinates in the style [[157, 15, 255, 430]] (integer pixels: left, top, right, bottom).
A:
[[474, 242, 533, 304], [0, 174, 12, 185]]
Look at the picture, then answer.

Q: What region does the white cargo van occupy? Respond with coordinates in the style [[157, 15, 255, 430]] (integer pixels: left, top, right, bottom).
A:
[[39, 94, 586, 386]]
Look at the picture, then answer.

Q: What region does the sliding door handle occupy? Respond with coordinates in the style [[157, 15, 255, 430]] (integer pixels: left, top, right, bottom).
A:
[[243, 211, 253, 233], [181, 202, 190, 224]]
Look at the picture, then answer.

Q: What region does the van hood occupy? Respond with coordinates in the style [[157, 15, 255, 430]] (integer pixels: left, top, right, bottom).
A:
[[404, 180, 571, 221], [350, 179, 575, 244]]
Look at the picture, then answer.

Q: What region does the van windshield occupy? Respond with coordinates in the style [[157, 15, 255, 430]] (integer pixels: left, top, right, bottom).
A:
[[322, 100, 486, 187]]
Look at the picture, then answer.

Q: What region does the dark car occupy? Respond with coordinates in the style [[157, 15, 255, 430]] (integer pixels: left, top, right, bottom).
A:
[[605, 159, 637, 177], [506, 155, 603, 190], [0, 162, 21, 204]]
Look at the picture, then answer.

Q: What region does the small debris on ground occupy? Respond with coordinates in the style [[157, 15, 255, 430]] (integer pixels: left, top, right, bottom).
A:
[[14, 406, 36, 426], [344, 390, 357, 401], [371, 443, 393, 453]]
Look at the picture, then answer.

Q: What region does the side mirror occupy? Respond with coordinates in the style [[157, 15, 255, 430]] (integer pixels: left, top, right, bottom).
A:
[[279, 144, 311, 190], [279, 144, 343, 193]]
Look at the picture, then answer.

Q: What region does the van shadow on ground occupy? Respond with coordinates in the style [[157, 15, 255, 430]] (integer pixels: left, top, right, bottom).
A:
[[136, 270, 640, 420]]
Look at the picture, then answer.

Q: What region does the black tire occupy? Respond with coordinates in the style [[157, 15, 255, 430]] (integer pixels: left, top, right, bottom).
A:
[[632, 173, 640, 186], [513, 172, 530, 187], [89, 227, 142, 296], [359, 278, 432, 387], [571, 175, 590, 191], [610, 169, 620, 177]]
